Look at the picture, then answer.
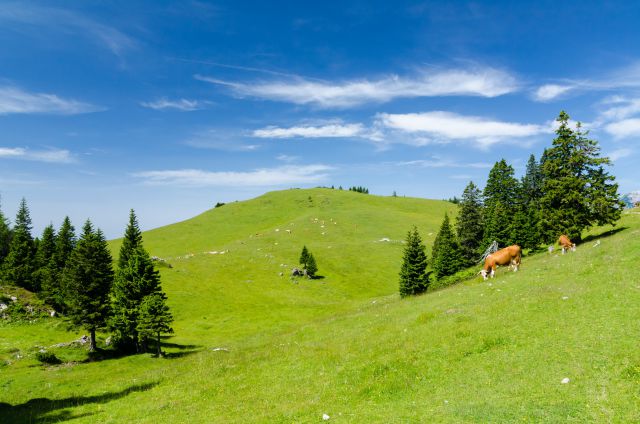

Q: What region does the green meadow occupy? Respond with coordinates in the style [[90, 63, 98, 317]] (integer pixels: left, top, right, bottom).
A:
[[1, 188, 639, 423]]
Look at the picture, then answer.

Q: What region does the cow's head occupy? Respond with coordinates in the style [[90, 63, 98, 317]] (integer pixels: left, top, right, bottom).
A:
[[479, 269, 488, 280]]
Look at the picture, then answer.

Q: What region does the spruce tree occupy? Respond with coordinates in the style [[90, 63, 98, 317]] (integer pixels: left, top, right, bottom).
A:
[[518, 154, 544, 249], [2, 198, 36, 290], [137, 293, 174, 357], [399, 226, 429, 297], [539, 111, 624, 242], [33, 224, 56, 294], [306, 252, 318, 278], [456, 181, 484, 267], [111, 210, 163, 352], [483, 160, 520, 248], [64, 221, 114, 351], [432, 213, 462, 279], [44, 217, 76, 312], [0, 197, 12, 266]]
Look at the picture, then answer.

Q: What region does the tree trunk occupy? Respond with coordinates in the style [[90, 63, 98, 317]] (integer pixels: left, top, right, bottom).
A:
[[156, 332, 161, 357], [89, 329, 97, 352]]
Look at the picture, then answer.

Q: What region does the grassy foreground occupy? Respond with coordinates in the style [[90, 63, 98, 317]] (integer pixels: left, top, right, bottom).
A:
[[1, 189, 639, 423]]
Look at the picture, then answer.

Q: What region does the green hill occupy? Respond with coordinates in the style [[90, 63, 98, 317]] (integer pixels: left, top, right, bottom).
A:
[[1, 189, 639, 423]]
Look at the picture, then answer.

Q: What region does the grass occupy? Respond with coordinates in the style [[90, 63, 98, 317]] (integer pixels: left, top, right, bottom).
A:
[[1, 189, 639, 423]]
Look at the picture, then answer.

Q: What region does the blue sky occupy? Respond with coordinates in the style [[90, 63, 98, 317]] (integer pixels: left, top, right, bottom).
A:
[[1, 1, 639, 238]]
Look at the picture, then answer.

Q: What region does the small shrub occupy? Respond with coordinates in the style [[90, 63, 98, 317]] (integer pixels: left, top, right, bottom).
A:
[[35, 350, 61, 365]]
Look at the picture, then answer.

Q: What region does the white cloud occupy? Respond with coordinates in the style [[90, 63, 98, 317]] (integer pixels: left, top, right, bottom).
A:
[[533, 84, 575, 101], [376, 111, 547, 148], [196, 66, 518, 108], [0, 4, 135, 57], [605, 118, 640, 138], [184, 129, 260, 152], [608, 148, 633, 161], [276, 154, 299, 162], [391, 158, 492, 169], [0, 86, 100, 115], [133, 165, 332, 187], [253, 123, 365, 138], [141, 98, 205, 111], [0, 147, 75, 163]]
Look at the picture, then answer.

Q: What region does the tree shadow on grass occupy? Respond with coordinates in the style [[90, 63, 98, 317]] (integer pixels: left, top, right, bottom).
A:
[[0, 382, 158, 424], [582, 226, 628, 243]]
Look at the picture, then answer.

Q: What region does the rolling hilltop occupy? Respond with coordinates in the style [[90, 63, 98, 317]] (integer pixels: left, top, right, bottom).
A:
[[1, 189, 640, 423]]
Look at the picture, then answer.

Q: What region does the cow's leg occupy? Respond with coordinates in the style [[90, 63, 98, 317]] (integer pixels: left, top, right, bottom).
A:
[[562, 247, 566, 254], [490, 267, 495, 278]]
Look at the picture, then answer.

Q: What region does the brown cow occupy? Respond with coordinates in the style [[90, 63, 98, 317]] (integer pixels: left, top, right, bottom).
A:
[[479, 245, 522, 280], [558, 235, 576, 254]]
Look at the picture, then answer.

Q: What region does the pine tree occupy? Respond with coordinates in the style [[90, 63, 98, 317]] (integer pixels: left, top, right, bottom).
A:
[[54, 217, 76, 272], [518, 154, 544, 249], [539, 111, 624, 242], [456, 181, 484, 267], [399, 226, 429, 297], [306, 252, 318, 278], [137, 293, 173, 357], [2, 198, 36, 290], [118, 209, 143, 268], [44, 217, 76, 312], [0, 197, 12, 266], [33, 224, 56, 294], [432, 213, 462, 279], [483, 160, 520, 248], [64, 221, 114, 351], [299, 245, 318, 277], [111, 210, 163, 352]]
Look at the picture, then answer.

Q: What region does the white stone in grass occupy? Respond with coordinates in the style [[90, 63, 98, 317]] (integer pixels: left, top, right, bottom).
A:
[[561, 377, 570, 384], [322, 413, 330, 420], [562, 296, 569, 300]]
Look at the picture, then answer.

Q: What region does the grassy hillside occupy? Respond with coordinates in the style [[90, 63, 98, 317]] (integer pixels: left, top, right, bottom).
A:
[[1, 190, 639, 423]]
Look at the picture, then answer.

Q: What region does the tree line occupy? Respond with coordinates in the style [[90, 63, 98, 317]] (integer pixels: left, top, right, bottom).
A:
[[0, 204, 173, 356], [400, 111, 624, 296]]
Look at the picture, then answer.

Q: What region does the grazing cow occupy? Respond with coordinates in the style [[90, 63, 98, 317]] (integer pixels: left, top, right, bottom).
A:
[[558, 235, 576, 254], [479, 245, 522, 280]]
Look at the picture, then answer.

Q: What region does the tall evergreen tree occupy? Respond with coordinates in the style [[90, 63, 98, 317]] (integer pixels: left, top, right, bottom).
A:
[[111, 210, 163, 352], [43, 217, 76, 312], [518, 154, 544, 249], [298, 245, 318, 277], [64, 221, 114, 351], [483, 160, 520, 248], [399, 226, 429, 297], [2, 198, 36, 290], [539, 111, 624, 242], [54, 217, 76, 272], [0, 197, 12, 267], [137, 293, 174, 357], [118, 209, 143, 268], [432, 213, 462, 279], [33, 224, 56, 294], [456, 181, 484, 267]]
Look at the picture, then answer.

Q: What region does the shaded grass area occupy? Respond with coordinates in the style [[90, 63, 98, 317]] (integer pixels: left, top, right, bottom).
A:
[[1, 193, 639, 422]]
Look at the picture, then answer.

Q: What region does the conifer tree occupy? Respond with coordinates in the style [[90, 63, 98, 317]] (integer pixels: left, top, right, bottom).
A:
[[64, 221, 114, 351], [399, 226, 429, 297], [432, 213, 462, 279], [0, 197, 12, 266], [483, 160, 520, 248], [539, 111, 624, 242], [43, 217, 76, 312], [111, 210, 163, 352], [2, 198, 36, 290], [456, 181, 484, 267], [299, 245, 318, 277], [33, 224, 56, 294], [54, 217, 76, 272], [137, 293, 174, 357]]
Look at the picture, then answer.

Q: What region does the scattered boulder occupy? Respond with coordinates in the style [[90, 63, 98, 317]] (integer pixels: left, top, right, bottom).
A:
[[322, 414, 330, 421], [561, 377, 570, 384], [291, 268, 303, 277]]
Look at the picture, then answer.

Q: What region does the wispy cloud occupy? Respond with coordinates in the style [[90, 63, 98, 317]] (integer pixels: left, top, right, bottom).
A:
[[0, 4, 135, 57], [253, 123, 366, 138], [605, 118, 640, 139], [133, 164, 332, 187], [376, 111, 547, 148], [196, 66, 518, 108], [141, 98, 207, 111], [0, 86, 101, 115], [184, 129, 260, 152], [533, 62, 640, 101], [533, 84, 576, 102], [390, 157, 492, 169], [608, 148, 633, 161], [0, 147, 76, 163], [276, 154, 299, 163]]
